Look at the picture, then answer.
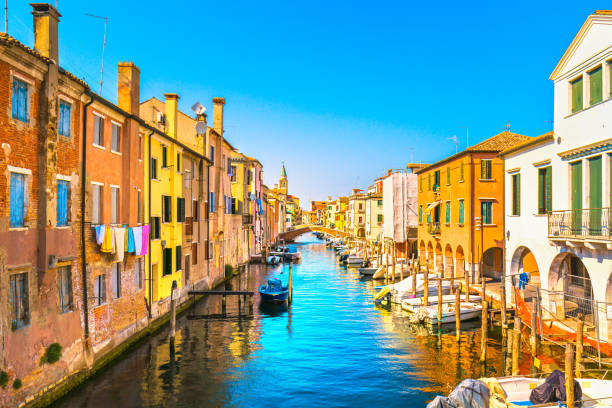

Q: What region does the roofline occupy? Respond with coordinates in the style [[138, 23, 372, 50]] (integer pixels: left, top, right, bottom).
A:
[[499, 132, 555, 157]]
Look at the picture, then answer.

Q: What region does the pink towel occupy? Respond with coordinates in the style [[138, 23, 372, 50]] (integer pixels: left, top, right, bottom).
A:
[[139, 224, 150, 256]]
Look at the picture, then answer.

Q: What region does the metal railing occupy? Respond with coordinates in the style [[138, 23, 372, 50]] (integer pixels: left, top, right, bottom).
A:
[[548, 207, 611, 240]]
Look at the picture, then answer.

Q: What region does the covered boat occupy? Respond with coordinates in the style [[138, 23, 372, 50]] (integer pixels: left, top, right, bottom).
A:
[[258, 278, 289, 303]]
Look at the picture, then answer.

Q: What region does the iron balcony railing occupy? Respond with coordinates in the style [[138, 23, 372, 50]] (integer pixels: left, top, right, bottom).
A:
[[548, 208, 611, 240], [243, 214, 254, 225]]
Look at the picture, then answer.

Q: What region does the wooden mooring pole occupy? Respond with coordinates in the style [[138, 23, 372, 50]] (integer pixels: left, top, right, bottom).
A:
[[412, 256, 417, 297], [512, 316, 521, 376], [501, 276, 507, 330], [437, 278, 443, 329], [531, 299, 538, 356], [392, 245, 396, 283], [170, 280, 177, 339], [565, 343, 575, 408], [423, 265, 429, 306], [576, 314, 584, 378], [288, 262, 293, 304], [480, 298, 488, 363], [385, 245, 389, 284], [455, 286, 461, 342]]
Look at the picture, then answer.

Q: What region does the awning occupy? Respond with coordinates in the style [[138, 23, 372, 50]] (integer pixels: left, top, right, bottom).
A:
[[425, 201, 441, 212]]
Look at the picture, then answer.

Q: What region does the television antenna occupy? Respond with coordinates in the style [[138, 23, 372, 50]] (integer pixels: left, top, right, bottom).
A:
[[85, 13, 108, 95], [192, 101, 207, 135], [448, 135, 458, 153]]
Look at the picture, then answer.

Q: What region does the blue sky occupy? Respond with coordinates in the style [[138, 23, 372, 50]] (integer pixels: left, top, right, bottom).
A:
[[7, 1, 606, 204]]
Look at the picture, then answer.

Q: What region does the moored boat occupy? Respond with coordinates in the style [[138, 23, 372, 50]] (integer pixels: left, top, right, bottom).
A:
[[258, 278, 290, 303]]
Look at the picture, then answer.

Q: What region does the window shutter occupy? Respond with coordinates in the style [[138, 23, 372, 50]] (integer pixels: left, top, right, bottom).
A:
[[459, 200, 464, 224], [590, 67, 602, 105], [571, 77, 583, 113], [446, 167, 450, 185], [9, 173, 25, 227], [176, 246, 182, 271], [445, 202, 450, 223], [12, 79, 18, 119], [460, 162, 464, 181], [57, 180, 68, 226], [545, 167, 552, 213], [419, 206, 422, 223]]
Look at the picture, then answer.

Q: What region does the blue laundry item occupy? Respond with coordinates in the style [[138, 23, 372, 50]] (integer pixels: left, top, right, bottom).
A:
[[518, 272, 530, 290], [127, 227, 136, 253]]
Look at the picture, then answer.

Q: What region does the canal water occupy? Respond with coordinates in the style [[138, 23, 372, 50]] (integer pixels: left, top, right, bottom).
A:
[[54, 233, 518, 408]]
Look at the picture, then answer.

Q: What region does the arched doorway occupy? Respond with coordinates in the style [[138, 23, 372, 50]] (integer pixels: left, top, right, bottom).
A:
[[427, 242, 434, 270], [455, 246, 465, 278], [435, 242, 443, 274], [482, 247, 503, 282], [444, 244, 453, 278], [357, 228, 365, 238], [509, 246, 541, 307], [549, 252, 595, 324]]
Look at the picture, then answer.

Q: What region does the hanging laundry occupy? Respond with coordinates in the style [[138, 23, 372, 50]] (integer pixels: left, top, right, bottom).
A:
[[127, 227, 135, 253], [124, 226, 129, 250], [133, 226, 143, 255], [113, 227, 125, 262], [518, 272, 530, 290], [94, 225, 105, 245], [139, 224, 150, 256], [101, 226, 113, 253]]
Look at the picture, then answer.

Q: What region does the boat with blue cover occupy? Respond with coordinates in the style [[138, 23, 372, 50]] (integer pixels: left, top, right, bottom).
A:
[[258, 278, 290, 303]]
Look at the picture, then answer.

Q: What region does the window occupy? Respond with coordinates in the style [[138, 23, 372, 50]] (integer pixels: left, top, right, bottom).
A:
[[458, 199, 464, 224], [358, 216, 363, 224], [93, 115, 104, 146], [193, 200, 199, 221], [192, 243, 198, 265], [10, 272, 29, 328], [209, 192, 215, 213], [176, 246, 182, 271], [151, 157, 158, 180], [230, 166, 237, 182], [92, 183, 102, 224], [177, 197, 185, 222], [111, 186, 120, 224], [176, 153, 181, 172], [426, 211, 431, 224], [135, 258, 143, 289], [137, 190, 143, 224], [93, 274, 106, 306], [227, 158, 232, 175], [428, 173, 431, 190], [434, 170, 440, 190], [150, 217, 161, 239], [480, 159, 492, 180], [12, 78, 28, 122], [210, 145, 215, 164], [358, 203, 363, 211], [377, 199, 383, 206], [9, 172, 26, 228], [163, 248, 173, 276], [58, 100, 71, 137], [446, 167, 450, 185], [162, 146, 168, 168], [58, 266, 73, 313], [138, 135, 142, 160], [419, 176, 423, 192], [445, 201, 450, 223], [511, 174, 521, 216], [538, 166, 552, 215], [481, 201, 492, 225], [111, 263, 121, 299], [209, 241, 214, 259], [111, 123, 121, 152], [589, 67, 602, 106], [57, 179, 70, 226], [571, 76, 583, 113], [460, 162, 464, 182], [419, 205, 423, 223], [162, 195, 172, 222]]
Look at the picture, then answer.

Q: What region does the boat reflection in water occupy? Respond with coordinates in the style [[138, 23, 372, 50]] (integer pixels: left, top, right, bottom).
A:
[[259, 300, 289, 317]]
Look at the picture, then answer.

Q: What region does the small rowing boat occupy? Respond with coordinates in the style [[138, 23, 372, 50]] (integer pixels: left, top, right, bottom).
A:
[[258, 278, 289, 303]]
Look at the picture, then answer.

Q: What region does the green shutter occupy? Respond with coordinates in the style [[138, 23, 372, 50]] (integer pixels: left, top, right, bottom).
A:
[[545, 167, 552, 214], [419, 206, 422, 223], [481, 201, 491, 224], [589, 156, 602, 235], [571, 77, 583, 113], [460, 162, 464, 181], [512, 174, 520, 216], [590, 67, 602, 105], [445, 202, 450, 223], [446, 167, 450, 185], [427, 212, 431, 224], [459, 200, 464, 224]]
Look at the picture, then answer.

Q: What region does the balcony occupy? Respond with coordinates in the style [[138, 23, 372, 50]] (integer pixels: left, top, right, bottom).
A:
[[428, 222, 440, 236], [243, 214, 254, 225], [548, 208, 612, 243]]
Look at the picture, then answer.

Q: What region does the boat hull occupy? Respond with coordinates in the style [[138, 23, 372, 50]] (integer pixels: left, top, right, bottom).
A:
[[258, 289, 290, 303]]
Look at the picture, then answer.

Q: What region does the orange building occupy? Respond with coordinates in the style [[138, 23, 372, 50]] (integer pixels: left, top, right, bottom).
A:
[[416, 131, 531, 283]]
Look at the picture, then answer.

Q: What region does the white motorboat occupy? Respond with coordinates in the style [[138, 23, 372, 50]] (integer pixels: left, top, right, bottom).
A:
[[416, 301, 482, 324], [358, 267, 378, 276], [400, 294, 482, 313]]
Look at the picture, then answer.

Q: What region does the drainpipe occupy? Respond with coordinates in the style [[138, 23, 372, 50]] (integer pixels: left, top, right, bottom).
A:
[[147, 130, 154, 318], [469, 152, 474, 284], [81, 91, 94, 339]]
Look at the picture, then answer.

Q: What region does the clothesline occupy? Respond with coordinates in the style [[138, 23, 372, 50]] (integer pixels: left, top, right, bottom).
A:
[[93, 224, 150, 260]]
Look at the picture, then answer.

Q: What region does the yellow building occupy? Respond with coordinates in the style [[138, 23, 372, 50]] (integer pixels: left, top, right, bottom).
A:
[[334, 197, 348, 231]]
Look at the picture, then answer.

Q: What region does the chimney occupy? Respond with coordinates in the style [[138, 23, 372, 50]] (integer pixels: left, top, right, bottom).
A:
[[212, 97, 225, 134], [118, 62, 140, 115], [31, 3, 61, 63], [164, 93, 179, 138]]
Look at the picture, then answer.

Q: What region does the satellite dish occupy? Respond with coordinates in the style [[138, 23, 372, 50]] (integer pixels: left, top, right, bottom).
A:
[[191, 102, 206, 115], [195, 121, 207, 135]]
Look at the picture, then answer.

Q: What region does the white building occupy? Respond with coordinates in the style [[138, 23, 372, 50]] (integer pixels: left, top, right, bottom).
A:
[[503, 11, 612, 345], [382, 167, 420, 256]]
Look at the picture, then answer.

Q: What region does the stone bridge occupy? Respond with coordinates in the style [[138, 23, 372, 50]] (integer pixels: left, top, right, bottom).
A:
[[278, 224, 352, 242]]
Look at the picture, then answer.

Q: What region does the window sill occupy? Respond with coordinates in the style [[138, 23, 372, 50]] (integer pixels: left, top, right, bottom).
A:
[[152, 178, 160, 182], [507, 214, 521, 217], [483, 224, 496, 227], [565, 96, 612, 118], [458, 223, 464, 227], [56, 225, 71, 229], [534, 213, 548, 217], [94, 303, 107, 309], [9, 227, 29, 231], [479, 179, 496, 182], [92, 143, 105, 151], [111, 150, 122, 156]]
